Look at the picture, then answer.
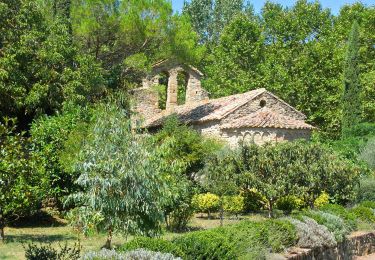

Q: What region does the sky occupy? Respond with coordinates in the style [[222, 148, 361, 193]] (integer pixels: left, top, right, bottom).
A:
[[171, 0, 375, 15]]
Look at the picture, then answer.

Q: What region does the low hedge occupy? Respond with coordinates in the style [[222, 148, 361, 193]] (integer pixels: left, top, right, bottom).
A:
[[173, 229, 236, 260], [119, 237, 184, 258]]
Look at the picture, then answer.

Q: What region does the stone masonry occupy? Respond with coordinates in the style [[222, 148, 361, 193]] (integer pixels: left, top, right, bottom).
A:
[[131, 61, 315, 146]]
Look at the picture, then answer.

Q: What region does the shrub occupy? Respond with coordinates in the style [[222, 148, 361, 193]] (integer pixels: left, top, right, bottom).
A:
[[261, 219, 298, 252], [82, 248, 181, 260], [223, 195, 244, 216], [275, 196, 304, 213], [192, 193, 220, 217], [319, 204, 357, 231], [359, 201, 375, 209], [314, 192, 330, 208], [350, 206, 375, 223], [288, 217, 337, 248], [303, 211, 350, 242], [24, 242, 80, 260], [241, 188, 265, 212], [356, 177, 375, 202], [217, 221, 267, 259], [359, 137, 375, 170], [173, 229, 236, 260], [120, 237, 184, 258], [166, 201, 195, 232], [218, 219, 297, 258]]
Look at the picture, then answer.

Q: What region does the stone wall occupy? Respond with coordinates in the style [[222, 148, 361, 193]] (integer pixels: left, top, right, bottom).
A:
[[282, 232, 375, 260], [223, 92, 306, 123], [134, 61, 208, 119], [130, 87, 161, 120], [221, 127, 311, 147]]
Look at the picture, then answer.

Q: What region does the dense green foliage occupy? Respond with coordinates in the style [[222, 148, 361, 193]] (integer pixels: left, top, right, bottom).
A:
[[0, 118, 44, 240], [350, 206, 375, 223], [356, 176, 375, 202], [30, 105, 89, 206], [184, 0, 375, 137], [0, 0, 105, 128], [153, 117, 221, 230], [239, 141, 361, 216]]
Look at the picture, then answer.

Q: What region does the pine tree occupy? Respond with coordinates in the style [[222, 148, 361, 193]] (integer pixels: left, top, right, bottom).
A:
[[342, 21, 362, 138]]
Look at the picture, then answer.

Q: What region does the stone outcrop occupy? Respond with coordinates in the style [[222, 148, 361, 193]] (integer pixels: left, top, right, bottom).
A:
[[281, 232, 375, 260]]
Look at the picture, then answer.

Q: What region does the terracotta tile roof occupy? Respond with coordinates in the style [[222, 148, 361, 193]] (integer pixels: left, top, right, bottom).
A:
[[144, 88, 267, 127], [220, 107, 315, 130]]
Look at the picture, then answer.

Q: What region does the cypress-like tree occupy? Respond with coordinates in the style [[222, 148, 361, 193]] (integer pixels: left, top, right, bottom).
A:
[[342, 21, 362, 138]]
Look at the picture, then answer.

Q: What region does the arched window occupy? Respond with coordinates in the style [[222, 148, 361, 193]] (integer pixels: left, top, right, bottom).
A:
[[157, 71, 169, 110], [177, 71, 188, 105]]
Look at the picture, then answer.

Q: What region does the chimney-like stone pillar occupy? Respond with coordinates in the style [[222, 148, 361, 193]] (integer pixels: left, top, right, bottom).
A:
[[166, 71, 178, 110]]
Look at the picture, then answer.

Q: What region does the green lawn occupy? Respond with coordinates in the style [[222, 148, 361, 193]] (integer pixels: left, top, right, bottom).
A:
[[0, 214, 260, 260]]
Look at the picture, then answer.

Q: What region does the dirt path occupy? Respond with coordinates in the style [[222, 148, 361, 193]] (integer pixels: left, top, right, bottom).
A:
[[356, 253, 375, 260]]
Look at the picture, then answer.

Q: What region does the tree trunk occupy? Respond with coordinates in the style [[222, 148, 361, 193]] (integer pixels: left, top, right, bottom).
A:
[[219, 206, 224, 227], [164, 214, 169, 229], [104, 227, 112, 249], [0, 214, 5, 242], [268, 200, 274, 218], [0, 227, 4, 242]]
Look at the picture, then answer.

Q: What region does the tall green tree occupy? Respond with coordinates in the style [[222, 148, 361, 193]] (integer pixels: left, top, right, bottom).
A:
[[0, 0, 105, 128], [67, 104, 170, 248], [183, 0, 252, 44], [203, 14, 264, 97], [342, 21, 362, 138], [0, 118, 44, 241]]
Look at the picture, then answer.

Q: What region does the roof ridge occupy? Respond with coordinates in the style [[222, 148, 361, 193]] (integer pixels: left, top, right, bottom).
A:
[[264, 91, 307, 119], [218, 88, 267, 119]]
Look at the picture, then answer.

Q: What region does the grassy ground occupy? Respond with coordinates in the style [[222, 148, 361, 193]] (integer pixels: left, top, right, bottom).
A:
[[0, 213, 261, 260]]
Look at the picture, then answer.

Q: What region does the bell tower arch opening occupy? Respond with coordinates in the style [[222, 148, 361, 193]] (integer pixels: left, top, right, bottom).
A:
[[156, 71, 169, 110], [177, 70, 189, 105]]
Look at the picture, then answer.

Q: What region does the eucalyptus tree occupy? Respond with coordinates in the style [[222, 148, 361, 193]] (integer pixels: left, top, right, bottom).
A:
[[67, 104, 171, 248]]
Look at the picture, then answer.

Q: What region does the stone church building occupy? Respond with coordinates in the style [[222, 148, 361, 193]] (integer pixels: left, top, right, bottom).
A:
[[131, 60, 315, 146]]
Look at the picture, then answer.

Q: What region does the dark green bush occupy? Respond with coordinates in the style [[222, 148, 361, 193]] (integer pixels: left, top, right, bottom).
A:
[[350, 206, 375, 223], [24, 242, 80, 260], [216, 219, 297, 258], [275, 196, 305, 214], [261, 219, 298, 251], [319, 204, 357, 231], [119, 237, 184, 258], [173, 229, 236, 260], [356, 177, 375, 202], [359, 201, 375, 209], [241, 189, 265, 212]]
